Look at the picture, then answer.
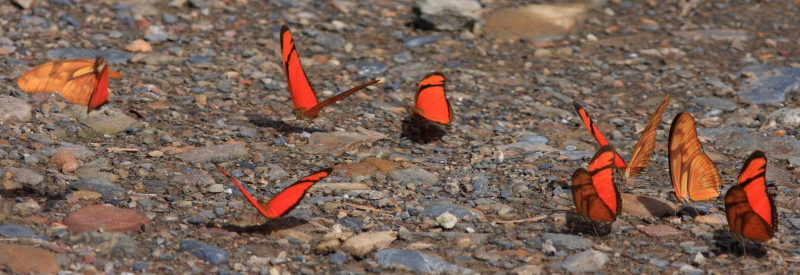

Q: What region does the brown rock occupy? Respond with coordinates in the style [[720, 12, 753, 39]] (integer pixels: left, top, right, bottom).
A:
[[0, 245, 59, 274], [484, 4, 588, 40], [335, 162, 378, 178], [125, 39, 153, 52], [303, 131, 385, 156], [636, 225, 681, 238], [342, 230, 397, 259], [50, 149, 80, 173], [63, 205, 152, 232], [364, 158, 397, 173], [621, 193, 676, 217]]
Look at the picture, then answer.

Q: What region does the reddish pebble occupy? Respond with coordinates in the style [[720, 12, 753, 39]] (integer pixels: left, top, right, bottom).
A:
[[0, 245, 59, 274], [63, 205, 152, 233], [50, 149, 80, 173], [613, 80, 625, 88]]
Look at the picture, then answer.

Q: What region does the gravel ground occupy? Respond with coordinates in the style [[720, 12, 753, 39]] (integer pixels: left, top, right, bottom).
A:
[[1, 0, 800, 274]]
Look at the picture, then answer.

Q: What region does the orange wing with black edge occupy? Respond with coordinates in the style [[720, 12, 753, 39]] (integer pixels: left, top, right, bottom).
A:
[[572, 102, 627, 169], [725, 151, 777, 243], [18, 57, 121, 114], [572, 145, 621, 222], [218, 165, 332, 219], [668, 113, 722, 204], [412, 72, 452, 124], [625, 95, 671, 178], [279, 24, 378, 120]]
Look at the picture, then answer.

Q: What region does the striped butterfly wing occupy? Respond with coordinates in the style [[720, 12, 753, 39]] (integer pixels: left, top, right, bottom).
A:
[[280, 24, 319, 116], [572, 145, 621, 222], [412, 72, 453, 124], [19, 59, 99, 106], [572, 102, 627, 169], [625, 95, 671, 178], [280, 24, 378, 120], [725, 151, 776, 243], [668, 113, 722, 203], [218, 165, 332, 219]]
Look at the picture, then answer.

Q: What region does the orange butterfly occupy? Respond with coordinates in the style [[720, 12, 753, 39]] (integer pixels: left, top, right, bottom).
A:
[[573, 95, 670, 177], [668, 113, 722, 205], [725, 150, 777, 244], [217, 165, 332, 219], [572, 145, 622, 223], [280, 24, 379, 120], [412, 72, 452, 124], [18, 57, 123, 114]]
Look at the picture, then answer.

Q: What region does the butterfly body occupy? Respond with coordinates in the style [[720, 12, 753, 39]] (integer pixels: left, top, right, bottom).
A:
[[18, 57, 122, 114], [280, 24, 378, 120]]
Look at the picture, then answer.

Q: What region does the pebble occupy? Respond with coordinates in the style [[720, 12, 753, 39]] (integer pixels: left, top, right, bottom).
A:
[[345, 62, 388, 77], [78, 108, 138, 135], [126, 39, 153, 52], [342, 231, 397, 259], [50, 149, 80, 173], [0, 96, 32, 123], [621, 193, 676, 217], [178, 144, 248, 164], [414, 0, 481, 31], [694, 96, 737, 112], [738, 64, 800, 103], [768, 108, 800, 129], [72, 178, 125, 198], [180, 239, 231, 265], [637, 225, 681, 238], [69, 231, 145, 258], [484, 4, 586, 39], [45, 48, 131, 63], [388, 167, 438, 185], [421, 204, 484, 221], [13, 201, 41, 216], [374, 249, 475, 274], [63, 205, 152, 232], [435, 211, 458, 229], [6, 167, 43, 186], [0, 245, 59, 274], [303, 131, 385, 155], [537, 233, 593, 252], [0, 224, 37, 238], [329, 250, 347, 265], [314, 33, 345, 49]]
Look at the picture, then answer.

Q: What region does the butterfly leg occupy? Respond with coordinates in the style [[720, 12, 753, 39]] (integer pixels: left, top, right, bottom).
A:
[[590, 223, 600, 238]]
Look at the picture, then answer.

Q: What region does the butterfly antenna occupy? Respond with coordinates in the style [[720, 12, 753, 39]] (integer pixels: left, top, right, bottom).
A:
[[591, 223, 600, 238]]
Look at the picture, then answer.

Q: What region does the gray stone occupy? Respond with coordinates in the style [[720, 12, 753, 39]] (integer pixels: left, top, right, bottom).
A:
[[374, 249, 475, 274], [72, 178, 125, 198], [559, 249, 609, 273], [69, 231, 145, 258], [315, 33, 345, 49], [46, 49, 131, 64], [537, 233, 593, 251], [768, 108, 800, 129], [178, 144, 248, 164], [414, 0, 480, 31], [738, 64, 800, 104], [694, 96, 737, 112], [79, 109, 138, 135], [388, 167, 438, 185], [180, 239, 230, 265], [421, 204, 484, 221]]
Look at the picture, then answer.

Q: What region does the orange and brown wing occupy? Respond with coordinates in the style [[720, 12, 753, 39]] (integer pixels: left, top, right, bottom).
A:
[[571, 145, 621, 222], [572, 102, 627, 169], [18, 59, 99, 105], [412, 72, 453, 124], [280, 24, 319, 113], [302, 79, 379, 119], [625, 95, 670, 178], [725, 150, 776, 243], [259, 168, 333, 219], [668, 113, 721, 203]]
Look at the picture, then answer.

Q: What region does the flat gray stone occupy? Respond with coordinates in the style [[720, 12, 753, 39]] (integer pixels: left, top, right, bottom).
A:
[[738, 64, 800, 104], [374, 249, 475, 274], [0, 96, 32, 123], [178, 144, 248, 164]]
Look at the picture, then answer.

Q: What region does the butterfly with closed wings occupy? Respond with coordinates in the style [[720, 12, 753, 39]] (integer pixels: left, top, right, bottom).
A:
[[18, 57, 123, 114], [725, 150, 777, 254]]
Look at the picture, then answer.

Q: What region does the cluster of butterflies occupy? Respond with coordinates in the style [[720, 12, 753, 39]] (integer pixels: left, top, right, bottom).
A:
[[15, 24, 455, 220], [572, 95, 777, 250], [13, 22, 777, 253]]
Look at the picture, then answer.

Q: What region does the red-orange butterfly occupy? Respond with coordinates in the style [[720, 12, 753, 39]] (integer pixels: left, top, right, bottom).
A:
[[668, 113, 722, 205], [280, 24, 379, 120], [217, 165, 332, 219], [18, 57, 123, 114], [725, 150, 777, 245], [573, 95, 670, 177], [412, 72, 452, 124], [572, 145, 622, 223]]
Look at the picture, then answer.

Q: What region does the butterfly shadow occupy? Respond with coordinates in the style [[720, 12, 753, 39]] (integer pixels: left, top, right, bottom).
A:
[[219, 216, 309, 235], [401, 116, 447, 143], [244, 114, 326, 134], [710, 229, 769, 258], [563, 213, 614, 237]]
